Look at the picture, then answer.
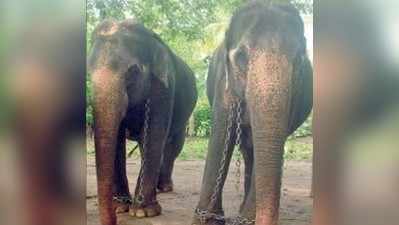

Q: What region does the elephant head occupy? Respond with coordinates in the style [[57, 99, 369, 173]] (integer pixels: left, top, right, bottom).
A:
[[222, 3, 310, 224], [224, 3, 307, 100], [88, 19, 172, 107], [88, 19, 173, 225]]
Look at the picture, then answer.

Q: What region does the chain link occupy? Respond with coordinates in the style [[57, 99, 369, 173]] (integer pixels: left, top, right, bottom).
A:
[[196, 98, 244, 224], [231, 216, 255, 225], [194, 209, 255, 225], [209, 100, 236, 208], [112, 196, 133, 205], [234, 100, 243, 193], [231, 102, 254, 225], [135, 99, 151, 205], [195, 208, 225, 224]]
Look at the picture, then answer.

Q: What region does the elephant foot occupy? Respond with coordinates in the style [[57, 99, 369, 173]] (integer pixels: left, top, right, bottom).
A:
[[129, 201, 162, 218], [157, 180, 174, 193], [112, 195, 132, 214], [115, 203, 130, 214]]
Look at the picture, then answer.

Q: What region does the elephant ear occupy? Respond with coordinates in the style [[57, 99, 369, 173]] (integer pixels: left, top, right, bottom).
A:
[[151, 43, 172, 89], [223, 41, 231, 91]]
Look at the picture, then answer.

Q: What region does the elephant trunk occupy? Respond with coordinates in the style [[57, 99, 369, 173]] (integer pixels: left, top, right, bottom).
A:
[[246, 52, 292, 225], [92, 67, 128, 225]]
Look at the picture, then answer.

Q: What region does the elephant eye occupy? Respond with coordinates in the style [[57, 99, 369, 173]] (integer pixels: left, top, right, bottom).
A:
[[233, 47, 248, 73], [127, 64, 141, 76]]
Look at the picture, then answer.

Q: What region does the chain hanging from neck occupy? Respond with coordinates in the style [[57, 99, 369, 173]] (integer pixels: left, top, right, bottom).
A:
[[136, 98, 151, 205], [209, 99, 236, 208], [195, 97, 244, 224], [234, 99, 243, 193], [232, 100, 255, 225]]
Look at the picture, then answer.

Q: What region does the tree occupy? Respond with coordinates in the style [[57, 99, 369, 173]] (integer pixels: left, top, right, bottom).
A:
[[86, 0, 313, 136]]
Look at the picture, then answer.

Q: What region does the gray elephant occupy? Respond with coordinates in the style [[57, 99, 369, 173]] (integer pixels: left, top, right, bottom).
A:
[[88, 19, 197, 225], [193, 2, 312, 225]]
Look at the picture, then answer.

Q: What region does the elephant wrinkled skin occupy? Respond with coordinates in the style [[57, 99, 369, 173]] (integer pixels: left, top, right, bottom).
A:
[[193, 2, 312, 225], [88, 19, 197, 225]]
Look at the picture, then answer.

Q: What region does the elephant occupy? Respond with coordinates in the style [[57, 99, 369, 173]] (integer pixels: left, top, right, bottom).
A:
[[192, 2, 312, 225], [88, 19, 197, 225]]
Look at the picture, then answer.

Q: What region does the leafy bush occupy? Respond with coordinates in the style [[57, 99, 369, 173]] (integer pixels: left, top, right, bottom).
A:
[[86, 75, 94, 127], [290, 112, 313, 138], [179, 137, 209, 160], [284, 138, 312, 160], [85, 0, 313, 138], [193, 98, 212, 137], [86, 106, 93, 126]]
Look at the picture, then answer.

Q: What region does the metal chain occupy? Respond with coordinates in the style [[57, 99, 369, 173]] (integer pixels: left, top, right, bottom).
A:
[[210, 100, 236, 207], [195, 208, 225, 224], [194, 209, 255, 225], [135, 99, 151, 205], [234, 100, 243, 193], [196, 99, 244, 224], [231, 102, 255, 225], [231, 216, 255, 225], [112, 196, 133, 204]]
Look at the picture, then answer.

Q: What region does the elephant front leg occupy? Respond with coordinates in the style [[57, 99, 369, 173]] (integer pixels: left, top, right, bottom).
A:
[[130, 145, 163, 218], [193, 103, 236, 225], [130, 95, 173, 218], [226, 130, 256, 224], [112, 123, 132, 214], [231, 164, 256, 225]]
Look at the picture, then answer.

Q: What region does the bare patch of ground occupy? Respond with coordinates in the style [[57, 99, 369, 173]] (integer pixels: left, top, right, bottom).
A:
[[87, 157, 312, 225]]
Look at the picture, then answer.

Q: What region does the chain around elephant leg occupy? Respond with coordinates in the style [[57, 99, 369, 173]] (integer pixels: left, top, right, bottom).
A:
[[229, 216, 255, 225], [113, 195, 132, 213], [136, 99, 151, 205], [129, 99, 163, 218], [194, 99, 240, 224], [234, 99, 243, 194]]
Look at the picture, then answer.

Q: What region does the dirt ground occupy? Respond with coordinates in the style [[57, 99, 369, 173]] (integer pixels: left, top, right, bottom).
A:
[[87, 157, 312, 225]]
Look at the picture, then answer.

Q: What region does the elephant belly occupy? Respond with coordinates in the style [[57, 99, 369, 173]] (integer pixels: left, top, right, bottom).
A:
[[124, 106, 145, 142], [288, 83, 312, 134]]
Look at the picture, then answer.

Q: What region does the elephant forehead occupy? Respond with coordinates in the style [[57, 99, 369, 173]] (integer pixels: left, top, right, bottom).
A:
[[248, 52, 290, 78], [97, 22, 119, 36], [91, 67, 118, 84]]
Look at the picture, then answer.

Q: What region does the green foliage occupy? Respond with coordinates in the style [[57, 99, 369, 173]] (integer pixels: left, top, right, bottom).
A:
[[193, 97, 212, 137], [180, 136, 313, 161], [178, 137, 209, 160], [86, 0, 313, 137], [284, 137, 312, 160], [87, 136, 312, 161], [290, 112, 313, 139], [86, 74, 94, 126], [291, 0, 313, 14]]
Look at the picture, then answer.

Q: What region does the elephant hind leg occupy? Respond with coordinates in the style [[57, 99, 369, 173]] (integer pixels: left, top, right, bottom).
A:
[[158, 130, 186, 193]]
